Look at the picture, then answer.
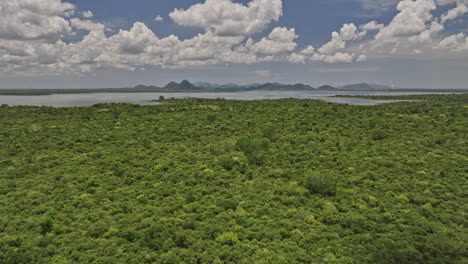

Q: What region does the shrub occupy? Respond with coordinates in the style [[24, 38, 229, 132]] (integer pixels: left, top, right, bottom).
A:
[[117, 229, 140, 242], [207, 114, 217, 122], [28, 124, 42, 134], [304, 173, 337, 196], [372, 129, 387, 141], [216, 232, 239, 245], [263, 125, 279, 141], [236, 137, 257, 155], [269, 168, 290, 179], [247, 151, 266, 166], [236, 137, 269, 153], [40, 216, 54, 235], [434, 135, 447, 145], [219, 156, 237, 170], [217, 199, 238, 211], [236, 137, 269, 166]]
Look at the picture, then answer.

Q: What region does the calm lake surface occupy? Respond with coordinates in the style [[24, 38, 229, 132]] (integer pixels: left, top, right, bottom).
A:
[[0, 90, 459, 107]]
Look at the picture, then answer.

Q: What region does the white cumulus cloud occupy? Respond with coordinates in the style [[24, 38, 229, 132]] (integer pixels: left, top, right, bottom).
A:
[[438, 33, 468, 50], [0, 0, 75, 40], [375, 0, 437, 39], [441, 2, 468, 23], [1, 0, 468, 75], [247, 27, 298, 55], [82, 10, 94, 18], [360, 21, 385, 31], [318, 24, 362, 55], [169, 0, 283, 36], [436, 0, 468, 5], [70, 18, 105, 32]]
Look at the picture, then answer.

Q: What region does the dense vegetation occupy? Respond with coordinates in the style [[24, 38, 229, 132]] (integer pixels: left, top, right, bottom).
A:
[[336, 94, 468, 102], [0, 94, 467, 263]]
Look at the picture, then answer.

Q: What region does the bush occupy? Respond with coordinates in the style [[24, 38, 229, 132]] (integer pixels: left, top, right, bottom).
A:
[[28, 124, 42, 134], [372, 129, 387, 141], [217, 199, 238, 211], [263, 125, 279, 141], [236, 137, 269, 154], [207, 114, 217, 122], [236, 137, 257, 155], [434, 135, 447, 145], [40, 216, 54, 235], [236, 137, 269, 165], [247, 151, 266, 166], [219, 156, 237, 170], [216, 232, 239, 245], [304, 173, 337, 196]]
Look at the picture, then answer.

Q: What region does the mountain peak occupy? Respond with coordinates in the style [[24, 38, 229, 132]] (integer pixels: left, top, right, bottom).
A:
[[318, 85, 336, 90], [163, 80, 200, 90], [179, 80, 199, 90]]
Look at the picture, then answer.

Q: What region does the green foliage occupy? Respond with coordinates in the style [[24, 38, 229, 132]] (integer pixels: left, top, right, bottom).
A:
[[236, 136, 269, 165], [304, 173, 337, 196], [215, 232, 239, 245], [262, 124, 279, 142], [40, 216, 54, 235], [0, 94, 467, 263], [236, 136, 259, 155], [206, 114, 217, 122], [372, 129, 387, 141], [218, 155, 237, 170]]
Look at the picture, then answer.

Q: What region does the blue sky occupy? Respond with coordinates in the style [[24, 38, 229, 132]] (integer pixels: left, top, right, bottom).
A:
[[67, 0, 395, 46], [0, 0, 467, 88]]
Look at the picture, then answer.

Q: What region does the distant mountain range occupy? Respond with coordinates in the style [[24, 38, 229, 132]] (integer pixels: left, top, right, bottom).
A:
[[135, 80, 395, 91], [0, 81, 464, 96]]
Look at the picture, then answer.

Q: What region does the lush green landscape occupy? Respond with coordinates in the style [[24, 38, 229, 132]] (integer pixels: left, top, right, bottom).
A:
[[0, 94, 467, 263]]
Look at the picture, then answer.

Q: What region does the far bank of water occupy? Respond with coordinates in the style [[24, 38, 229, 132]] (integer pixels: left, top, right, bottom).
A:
[[0, 90, 461, 107]]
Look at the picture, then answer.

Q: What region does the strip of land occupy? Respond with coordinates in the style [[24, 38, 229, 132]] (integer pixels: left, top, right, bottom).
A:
[[1, 80, 466, 96]]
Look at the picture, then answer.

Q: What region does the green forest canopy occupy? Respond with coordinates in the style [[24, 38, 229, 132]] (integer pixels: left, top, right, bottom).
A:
[[0, 94, 467, 263]]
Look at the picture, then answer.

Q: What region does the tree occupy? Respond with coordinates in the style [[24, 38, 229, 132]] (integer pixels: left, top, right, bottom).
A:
[[304, 173, 337, 196]]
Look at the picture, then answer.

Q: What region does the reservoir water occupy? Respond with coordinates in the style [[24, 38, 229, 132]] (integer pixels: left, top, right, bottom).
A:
[[0, 90, 460, 107]]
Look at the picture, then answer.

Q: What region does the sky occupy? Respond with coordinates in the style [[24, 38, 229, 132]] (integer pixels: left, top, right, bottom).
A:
[[0, 0, 467, 89]]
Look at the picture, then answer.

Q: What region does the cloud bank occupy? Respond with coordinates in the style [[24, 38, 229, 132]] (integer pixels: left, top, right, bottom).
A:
[[0, 0, 467, 75]]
